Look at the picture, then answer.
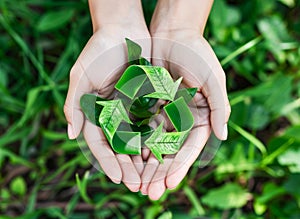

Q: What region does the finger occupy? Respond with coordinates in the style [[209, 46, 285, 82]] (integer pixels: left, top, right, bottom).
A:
[[166, 126, 210, 189], [116, 154, 141, 192], [148, 155, 173, 200], [81, 37, 152, 96], [140, 154, 160, 195], [202, 70, 231, 140], [83, 120, 122, 184], [131, 155, 144, 175], [64, 62, 91, 139], [142, 148, 150, 160], [194, 38, 230, 140], [163, 37, 230, 140]]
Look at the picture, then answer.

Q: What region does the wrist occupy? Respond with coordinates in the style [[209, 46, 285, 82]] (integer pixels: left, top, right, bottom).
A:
[[89, 0, 146, 32], [150, 0, 213, 36]]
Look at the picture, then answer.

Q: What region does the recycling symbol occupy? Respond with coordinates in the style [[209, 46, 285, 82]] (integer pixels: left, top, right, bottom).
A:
[[80, 39, 195, 163]]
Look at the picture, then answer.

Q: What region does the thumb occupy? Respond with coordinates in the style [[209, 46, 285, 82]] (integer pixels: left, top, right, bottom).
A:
[[64, 62, 92, 139], [202, 65, 231, 140]]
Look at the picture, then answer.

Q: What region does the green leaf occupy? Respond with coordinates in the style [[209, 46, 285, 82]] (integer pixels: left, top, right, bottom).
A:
[[97, 99, 132, 138], [157, 211, 172, 219], [80, 94, 106, 126], [135, 118, 153, 127], [164, 97, 194, 131], [284, 174, 300, 197], [175, 87, 198, 103], [97, 100, 141, 154], [143, 66, 182, 101], [246, 104, 270, 130], [202, 183, 251, 209], [254, 182, 286, 215], [130, 107, 153, 119], [125, 38, 142, 65], [278, 147, 300, 173], [132, 96, 157, 110], [36, 10, 75, 32], [116, 65, 182, 101], [118, 123, 153, 146], [10, 176, 27, 196], [283, 125, 300, 142], [139, 57, 152, 66], [130, 96, 156, 119], [229, 120, 267, 157], [145, 97, 194, 162], [76, 172, 93, 204], [278, 0, 296, 7], [183, 185, 205, 215], [145, 122, 188, 162], [115, 65, 148, 99]]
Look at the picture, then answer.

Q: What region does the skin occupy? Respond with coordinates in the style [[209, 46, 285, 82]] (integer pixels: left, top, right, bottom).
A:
[[64, 0, 230, 200], [64, 0, 151, 191]]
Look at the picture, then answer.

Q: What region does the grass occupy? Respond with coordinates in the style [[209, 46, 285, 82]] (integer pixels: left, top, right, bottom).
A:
[[0, 0, 300, 218]]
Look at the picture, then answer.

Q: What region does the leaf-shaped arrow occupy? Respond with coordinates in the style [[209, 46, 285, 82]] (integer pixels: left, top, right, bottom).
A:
[[80, 94, 106, 126], [115, 65, 182, 101], [175, 87, 198, 104], [97, 99, 141, 154], [142, 66, 182, 101], [97, 99, 132, 138], [145, 122, 189, 163], [80, 39, 197, 162], [125, 38, 142, 65], [145, 97, 194, 162]]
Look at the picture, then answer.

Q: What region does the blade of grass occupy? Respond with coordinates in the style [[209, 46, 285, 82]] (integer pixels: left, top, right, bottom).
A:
[[0, 127, 30, 147], [261, 139, 295, 166], [183, 185, 205, 216], [76, 171, 94, 205], [229, 120, 267, 157], [44, 156, 84, 184], [221, 36, 263, 66], [0, 14, 54, 86], [0, 148, 34, 168]]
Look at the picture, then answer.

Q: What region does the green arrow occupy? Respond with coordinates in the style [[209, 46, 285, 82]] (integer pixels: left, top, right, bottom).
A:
[[145, 122, 189, 163], [80, 94, 106, 126], [142, 66, 182, 101], [97, 99, 141, 154], [115, 65, 182, 101], [80, 39, 197, 163], [125, 38, 142, 65], [145, 97, 194, 163]]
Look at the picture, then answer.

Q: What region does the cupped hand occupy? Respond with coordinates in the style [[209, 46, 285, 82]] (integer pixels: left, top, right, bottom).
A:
[[64, 24, 151, 191], [140, 30, 231, 200]]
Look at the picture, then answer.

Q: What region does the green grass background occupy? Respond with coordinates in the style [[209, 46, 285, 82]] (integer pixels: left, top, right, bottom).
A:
[[1, 0, 300, 218]]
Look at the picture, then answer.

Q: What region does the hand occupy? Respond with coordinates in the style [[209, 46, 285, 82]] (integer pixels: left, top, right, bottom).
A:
[[64, 0, 151, 192], [140, 0, 231, 200]]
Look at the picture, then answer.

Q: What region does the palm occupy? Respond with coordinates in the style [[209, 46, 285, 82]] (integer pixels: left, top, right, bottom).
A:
[[140, 32, 230, 199], [64, 27, 151, 191]]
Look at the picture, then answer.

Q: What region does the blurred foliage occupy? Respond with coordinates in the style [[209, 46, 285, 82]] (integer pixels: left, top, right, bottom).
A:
[[0, 0, 300, 218]]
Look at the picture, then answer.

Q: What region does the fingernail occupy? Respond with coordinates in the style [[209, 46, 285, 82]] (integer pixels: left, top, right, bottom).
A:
[[111, 178, 121, 184], [67, 123, 76, 139], [140, 190, 147, 195], [140, 186, 148, 195], [221, 124, 228, 140]]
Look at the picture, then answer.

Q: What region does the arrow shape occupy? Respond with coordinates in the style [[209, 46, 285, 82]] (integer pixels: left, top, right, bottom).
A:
[[97, 99, 141, 154], [142, 66, 182, 101], [115, 65, 182, 101], [145, 122, 189, 163], [145, 97, 194, 162], [125, 38, 142, 65]]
